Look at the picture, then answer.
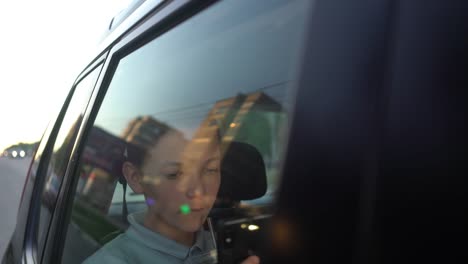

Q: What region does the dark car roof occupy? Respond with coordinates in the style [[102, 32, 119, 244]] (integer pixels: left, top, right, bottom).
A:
[[97, 0, 149, 43]]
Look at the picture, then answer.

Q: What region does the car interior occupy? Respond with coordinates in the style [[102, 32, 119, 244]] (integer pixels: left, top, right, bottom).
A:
[[62, 140, 272, 264]]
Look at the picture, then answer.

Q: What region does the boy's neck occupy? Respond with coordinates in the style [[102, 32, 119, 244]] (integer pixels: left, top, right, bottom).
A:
[[143, 213, 195, 247]]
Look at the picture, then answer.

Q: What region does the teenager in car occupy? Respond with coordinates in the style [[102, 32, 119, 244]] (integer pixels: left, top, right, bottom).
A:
[[84, 125, 259, 264]]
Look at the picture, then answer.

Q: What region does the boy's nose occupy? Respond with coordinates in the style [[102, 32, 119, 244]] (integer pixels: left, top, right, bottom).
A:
[[184, 170, 204, 199], [186, 180, 204, 199], [186, 185, 203, 199]]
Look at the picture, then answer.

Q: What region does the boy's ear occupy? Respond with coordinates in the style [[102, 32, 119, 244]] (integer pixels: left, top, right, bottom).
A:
[[122, 161, 144, 194]]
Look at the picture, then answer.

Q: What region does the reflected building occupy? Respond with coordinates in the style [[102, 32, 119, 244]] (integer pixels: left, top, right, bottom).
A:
[[224, 92, 282, 139], [79, 126, 127, 212], [197, 94, 246, 142], [78, 93, 284, 212], [199, 92, 283, 165], [121, 116, 173, 149]]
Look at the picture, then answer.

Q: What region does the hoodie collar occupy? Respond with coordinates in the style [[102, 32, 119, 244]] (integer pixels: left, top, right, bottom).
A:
[[126, 211, 209, 259]]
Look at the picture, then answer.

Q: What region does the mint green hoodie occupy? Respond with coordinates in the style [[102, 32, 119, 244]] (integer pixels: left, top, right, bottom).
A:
[[83, 211, 217, 264]]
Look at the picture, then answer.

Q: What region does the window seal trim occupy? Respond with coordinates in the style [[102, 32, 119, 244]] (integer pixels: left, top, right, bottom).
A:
[[39, 48, 113, 264], [22, 53, 107, 264]]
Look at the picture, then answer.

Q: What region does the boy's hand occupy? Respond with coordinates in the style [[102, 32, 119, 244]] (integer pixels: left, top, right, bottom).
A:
[[240, 255, 260, 264]]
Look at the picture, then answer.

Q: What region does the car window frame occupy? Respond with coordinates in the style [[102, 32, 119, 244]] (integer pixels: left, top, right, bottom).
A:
[[22, 88, 76, 264], [20, 54, 107, 264], [37, 60, 107, 253]]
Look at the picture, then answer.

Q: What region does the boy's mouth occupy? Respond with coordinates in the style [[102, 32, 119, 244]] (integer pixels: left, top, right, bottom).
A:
[[180, 203, 205, 214]]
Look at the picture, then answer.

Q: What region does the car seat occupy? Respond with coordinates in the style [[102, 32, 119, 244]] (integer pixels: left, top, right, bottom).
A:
[[211, 141, 268, 216]]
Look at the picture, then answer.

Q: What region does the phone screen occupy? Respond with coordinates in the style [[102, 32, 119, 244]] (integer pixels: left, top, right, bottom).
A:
[[215, 215, 271, 264]]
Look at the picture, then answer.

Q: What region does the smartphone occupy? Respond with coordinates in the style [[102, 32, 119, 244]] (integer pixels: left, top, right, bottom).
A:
[[215, 214, 272, 264]]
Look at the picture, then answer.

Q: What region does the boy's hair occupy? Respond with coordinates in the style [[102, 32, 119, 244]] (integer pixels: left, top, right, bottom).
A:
[[123, 142, 146, 168], [123, 125, 222, 169]]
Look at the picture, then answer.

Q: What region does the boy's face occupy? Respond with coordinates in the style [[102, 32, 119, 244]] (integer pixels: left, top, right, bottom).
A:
[[139, 131, 221, 232]]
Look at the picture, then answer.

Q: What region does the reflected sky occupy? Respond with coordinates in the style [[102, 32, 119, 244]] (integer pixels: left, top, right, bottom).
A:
[[95, 0, 310, 139]]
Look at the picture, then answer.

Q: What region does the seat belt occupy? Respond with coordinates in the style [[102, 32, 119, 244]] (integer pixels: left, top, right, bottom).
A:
[[121, 180, 129, 223], [120, 147, 129, 223]]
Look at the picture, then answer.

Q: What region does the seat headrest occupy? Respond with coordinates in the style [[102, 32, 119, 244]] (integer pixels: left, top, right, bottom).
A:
[[218, 141, 267, 201]]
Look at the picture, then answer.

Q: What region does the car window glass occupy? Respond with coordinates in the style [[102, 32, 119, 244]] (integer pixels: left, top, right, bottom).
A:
[[36, 66, 101, 258], [62, 0, 309, 263]]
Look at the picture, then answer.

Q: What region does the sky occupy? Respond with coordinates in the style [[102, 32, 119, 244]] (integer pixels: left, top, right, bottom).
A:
[[93, 0, 305, 138], [0, 0, 131, 151]]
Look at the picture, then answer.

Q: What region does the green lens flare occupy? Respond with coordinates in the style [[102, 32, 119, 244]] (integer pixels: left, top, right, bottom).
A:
[[180, 204, 191, 215]]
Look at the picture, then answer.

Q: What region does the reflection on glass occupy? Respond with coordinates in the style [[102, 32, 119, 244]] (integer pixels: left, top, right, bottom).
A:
[[62, 0, 310, 263], [38, 65, 102, 259]]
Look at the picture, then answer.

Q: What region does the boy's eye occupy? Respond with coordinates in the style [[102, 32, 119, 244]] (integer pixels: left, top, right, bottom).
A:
[[204, 168, 219, 176], [165, 171, 181, 179]]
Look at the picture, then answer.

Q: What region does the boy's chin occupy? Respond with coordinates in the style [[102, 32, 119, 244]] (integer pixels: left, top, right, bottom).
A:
[[179, 217, 206, 232]]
